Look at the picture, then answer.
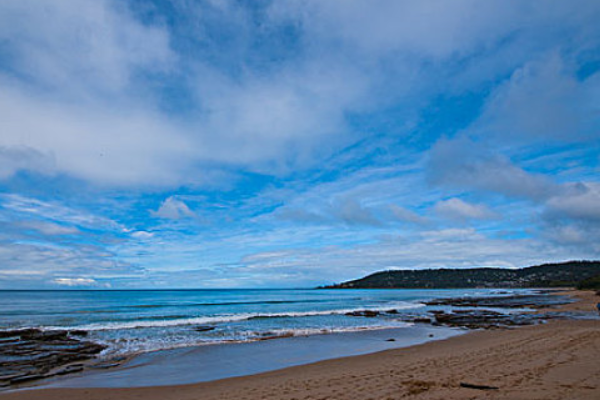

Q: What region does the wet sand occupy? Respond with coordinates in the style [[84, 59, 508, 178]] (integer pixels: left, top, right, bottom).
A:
[[33, 324, 462, 389], [552, 289, 599, 312], [2, 290, 599, 400]]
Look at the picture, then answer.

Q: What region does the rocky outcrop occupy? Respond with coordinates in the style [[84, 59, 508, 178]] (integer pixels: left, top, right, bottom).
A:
[[0, 328, 105, 388], [423, 294, 571, 309], [428, 310, 551, 329]]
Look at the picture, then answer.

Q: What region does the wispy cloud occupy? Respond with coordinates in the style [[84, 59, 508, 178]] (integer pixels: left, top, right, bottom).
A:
[[434, 198, 498, 221]]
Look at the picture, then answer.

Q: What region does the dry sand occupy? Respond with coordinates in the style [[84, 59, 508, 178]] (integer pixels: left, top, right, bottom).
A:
[[2, 290, 599, 400]]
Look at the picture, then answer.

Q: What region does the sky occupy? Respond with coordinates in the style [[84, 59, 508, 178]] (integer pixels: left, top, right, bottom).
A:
[[0, 0, 599, 289]]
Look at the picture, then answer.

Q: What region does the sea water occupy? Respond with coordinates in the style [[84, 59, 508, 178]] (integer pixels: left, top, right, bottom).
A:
[[0, 288, 532, 358]]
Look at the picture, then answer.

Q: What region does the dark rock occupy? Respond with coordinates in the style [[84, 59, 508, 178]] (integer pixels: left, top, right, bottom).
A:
[[87, 362, 120, 370], [386, 309, 399, 314], [10, 374, 46, 384], [68, 330, 88, 337], [56, 364, 84, 375], [424, 294, 571, 309], [386, 338, 396, 342], [345, 310, 380, 317], [0, 328, 106, 387], [0, 338, 21, 346], [0, 329, 38, 339], [413, 318, 432, 324], [193, 326, 215, 332], [0, 373, 27, 381], [428, 309, 549, 329], [21, 330, 69, 342]]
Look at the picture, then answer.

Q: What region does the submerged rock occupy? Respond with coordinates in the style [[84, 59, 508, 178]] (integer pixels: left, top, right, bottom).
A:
[[68, 330, 88, 337], [413, 317, 432, 324], [88, 362, 121, 370], [193, 326, 215, 332], [345, 310, 381, 317], [55, 364, 84, 375], [20, 330, 69, 341], [257, 332, 295, 341], [423, 294, 571, 309], [428, 309, 554, 329]]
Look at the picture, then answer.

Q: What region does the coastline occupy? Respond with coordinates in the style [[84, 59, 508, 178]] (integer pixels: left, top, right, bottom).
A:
[[2, 289, 598, 399], [32, 325, 463, 389]]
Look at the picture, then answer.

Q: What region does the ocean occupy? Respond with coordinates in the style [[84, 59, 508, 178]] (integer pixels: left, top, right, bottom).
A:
[[0, 288, 533, 358]]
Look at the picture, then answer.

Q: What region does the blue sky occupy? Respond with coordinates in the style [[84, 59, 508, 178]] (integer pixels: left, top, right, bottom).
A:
[[0, 0, 599, 289]]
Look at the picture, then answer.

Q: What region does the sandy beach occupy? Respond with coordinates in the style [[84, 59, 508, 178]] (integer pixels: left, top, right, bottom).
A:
[[2, 290, 598, 400]]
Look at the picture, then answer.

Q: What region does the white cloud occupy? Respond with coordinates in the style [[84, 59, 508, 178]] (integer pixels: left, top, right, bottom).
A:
[[272, 0, 524, 59], [153, 197, 196, 220], [434, 198, 497, 221], [546, 182, 600, 222], [275, 207, 329, 224], [335, 197, 381, 226], [540, 182, 600, 253], [471, 55, 600, 143], [53, 278, 98, 287], [0, 146, 56, 179], [265, 162, 436, 229], [0, 194, 123, 231], [389, 205, 428, 225], [0, 0, 364, 186], [428, 136, 558, 200], [18, 221, 80, 236], [1, 0, 598, 188], [0, 85, 196, 187], [131, 230, 154, 239], [0, 0, 172, 96], [0, 239, 144, 287]]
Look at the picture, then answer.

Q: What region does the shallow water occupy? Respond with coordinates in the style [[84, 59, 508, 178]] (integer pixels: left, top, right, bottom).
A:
[[40, 325, 463, 389]]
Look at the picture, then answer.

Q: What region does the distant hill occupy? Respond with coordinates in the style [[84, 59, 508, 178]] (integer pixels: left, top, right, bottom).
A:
[[323, 261, 600, 289]]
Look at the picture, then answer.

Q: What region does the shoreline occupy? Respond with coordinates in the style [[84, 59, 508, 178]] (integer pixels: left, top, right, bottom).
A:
[[1, 287, 549, 390], [34, 325, 463, 390], [2, 289, 598, 399], [0, 288, 560, 391]]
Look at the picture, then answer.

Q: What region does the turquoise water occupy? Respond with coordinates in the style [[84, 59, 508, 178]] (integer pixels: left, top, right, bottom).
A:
[[0, 288, 531, 357]]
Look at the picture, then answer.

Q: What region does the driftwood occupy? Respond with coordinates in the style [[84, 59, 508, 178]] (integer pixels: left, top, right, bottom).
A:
[[460, 382, 499, 390]]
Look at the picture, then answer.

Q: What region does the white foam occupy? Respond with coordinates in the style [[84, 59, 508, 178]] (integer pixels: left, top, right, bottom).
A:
[[97, 322, 412, 357], [47, 302, 423, 332]]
